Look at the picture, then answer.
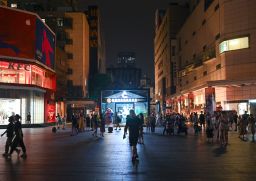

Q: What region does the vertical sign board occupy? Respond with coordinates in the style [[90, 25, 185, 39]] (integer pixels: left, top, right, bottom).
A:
[[205, 87, 216, 115], [35, 18, 55, 70]]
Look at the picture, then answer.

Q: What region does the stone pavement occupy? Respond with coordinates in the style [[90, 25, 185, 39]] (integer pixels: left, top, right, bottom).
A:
[[0, 126, 256, 181]]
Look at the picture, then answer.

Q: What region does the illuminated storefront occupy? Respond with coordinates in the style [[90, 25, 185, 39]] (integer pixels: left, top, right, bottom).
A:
[[0, 7, 56, 125], [101, 90, 150, 123]]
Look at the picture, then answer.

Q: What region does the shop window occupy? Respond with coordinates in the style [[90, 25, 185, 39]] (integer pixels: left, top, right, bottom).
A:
[[219, 37, 249, 53]]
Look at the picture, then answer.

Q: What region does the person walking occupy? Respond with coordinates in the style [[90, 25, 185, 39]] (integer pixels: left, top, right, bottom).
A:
[[26, 112, 31, 124], [56, 113, 62, 129], [61, 115, 66, 130], [150, 113, 156, 133], [199, 111, 205, 130], [1, 115, 20, 157], [78, 113, 85, 132], [240, 111, 249, 140], [114, 113, 122, 130], [248, 114, 255, 142], [123, 110, 141, 161], [138, 113, 144, 144], [9, 114, 27, 158], [92, 113, 98, 137], [71, 113, 78, 136], [100, 114, 105, 137]]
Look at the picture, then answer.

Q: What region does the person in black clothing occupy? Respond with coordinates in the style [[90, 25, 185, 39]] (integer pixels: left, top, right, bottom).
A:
[[1, 116, 20, 157], [9, 114, 27, 158], [199, 111, 205, 129], [115, 113, 122, 130], [138, 113, 144, 144], [123, 110, 141, 161], [71, 113, 78, 136]]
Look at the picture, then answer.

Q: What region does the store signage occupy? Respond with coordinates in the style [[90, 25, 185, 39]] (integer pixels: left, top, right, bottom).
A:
[[106, 98, 147, 103], [8, 62, 31, 71]]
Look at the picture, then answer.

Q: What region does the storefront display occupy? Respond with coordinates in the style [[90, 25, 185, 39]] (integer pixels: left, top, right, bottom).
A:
[[101, 90, 150, 123]]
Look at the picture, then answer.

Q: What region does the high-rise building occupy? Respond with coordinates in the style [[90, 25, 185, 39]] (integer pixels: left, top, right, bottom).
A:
[[5, 0, 95, 119], [117, 52, 136, 67], [154, 3, 189, 113], [156, 0, 256, 115], [107, 52, 141, 89]]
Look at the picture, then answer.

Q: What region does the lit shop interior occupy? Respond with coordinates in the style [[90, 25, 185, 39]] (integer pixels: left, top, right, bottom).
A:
[[0, 89, 45, 125], [0, 60, 56, 125], [101, 90, 149, 123]]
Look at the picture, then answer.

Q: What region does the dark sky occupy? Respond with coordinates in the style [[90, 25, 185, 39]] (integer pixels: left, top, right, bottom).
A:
[[79, 0, 184, 80]]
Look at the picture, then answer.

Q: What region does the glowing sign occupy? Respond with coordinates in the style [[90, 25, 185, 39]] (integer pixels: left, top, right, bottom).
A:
[[111, 98, 138, 103]]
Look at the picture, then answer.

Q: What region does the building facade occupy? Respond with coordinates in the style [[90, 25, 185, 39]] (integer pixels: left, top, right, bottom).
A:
[[160, 0, 256, 116], [0, 6, 56, 124], [107, 52, 142, 89], [154, 3, 188, 113], [86, 6, 106, 98]]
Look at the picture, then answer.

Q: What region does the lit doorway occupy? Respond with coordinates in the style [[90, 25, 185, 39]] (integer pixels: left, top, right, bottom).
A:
[[115, 103, 134, 123]]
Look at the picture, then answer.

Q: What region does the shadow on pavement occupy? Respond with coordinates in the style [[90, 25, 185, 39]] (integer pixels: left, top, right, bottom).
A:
[[213, 146, 227, 157]]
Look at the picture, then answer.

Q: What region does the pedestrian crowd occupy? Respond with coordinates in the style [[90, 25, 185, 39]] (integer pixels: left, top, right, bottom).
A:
[[1, 112, 27, 159]]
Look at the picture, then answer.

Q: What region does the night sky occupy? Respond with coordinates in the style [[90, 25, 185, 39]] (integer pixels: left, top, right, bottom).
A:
[[79, 0, 186, 81]]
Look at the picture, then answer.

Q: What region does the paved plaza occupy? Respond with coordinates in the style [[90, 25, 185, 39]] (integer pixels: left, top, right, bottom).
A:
[[0, 126, 256, 181]]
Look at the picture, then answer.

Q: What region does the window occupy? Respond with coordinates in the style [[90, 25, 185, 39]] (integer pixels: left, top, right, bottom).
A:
[[216, 64, 221, 70], [171, 46, 176, 56], [67, 68, 73, 75], [219, 37, 249, 53], [203, 45, 207, 51], [202, 19, 206, 26], [215, 33, 220, 40], [11, 3, 17, 8], [57, 18, 63, 27], [214, 4, 219, 11], [67, 53, 73, 59], [203, 71, 207, 76], [194, 76, 197, 80], [66, 39, 73, 45]]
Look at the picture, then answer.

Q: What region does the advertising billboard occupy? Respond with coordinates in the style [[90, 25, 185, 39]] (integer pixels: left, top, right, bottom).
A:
[[0, 7, 55, 70], [0, 7, 36, 59], [35, 18, 55, 70]]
